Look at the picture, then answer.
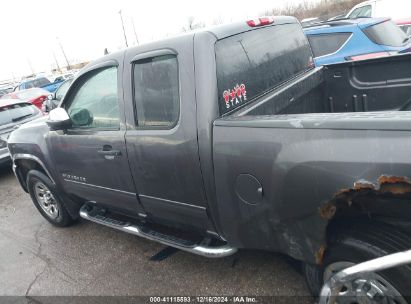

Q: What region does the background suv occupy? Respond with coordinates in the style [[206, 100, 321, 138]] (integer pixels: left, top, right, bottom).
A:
[[304, 18, 411, 66]]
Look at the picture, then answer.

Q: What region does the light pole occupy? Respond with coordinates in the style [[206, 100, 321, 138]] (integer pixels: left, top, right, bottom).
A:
[[27, 58, 35, 75], [131, 17, 139, 45], [118, 10, 129, 47], [56, 37, 71, 70], [52, 50, 61, 72]]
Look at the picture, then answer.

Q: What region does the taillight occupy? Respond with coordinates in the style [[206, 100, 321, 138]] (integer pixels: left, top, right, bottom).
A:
[[346, 52, 390, 61], [247, 17, 275, 27], [396, 19, 411, 26]]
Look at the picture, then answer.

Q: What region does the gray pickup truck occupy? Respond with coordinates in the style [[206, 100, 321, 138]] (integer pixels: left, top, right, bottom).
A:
[[7, 16, 411, 300]]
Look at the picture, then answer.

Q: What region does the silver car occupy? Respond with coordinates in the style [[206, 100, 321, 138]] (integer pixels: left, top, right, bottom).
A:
[[0, 99, 43, 165]]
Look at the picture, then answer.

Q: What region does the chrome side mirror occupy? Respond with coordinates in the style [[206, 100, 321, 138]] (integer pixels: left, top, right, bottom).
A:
[[47, 108, 71, 131]]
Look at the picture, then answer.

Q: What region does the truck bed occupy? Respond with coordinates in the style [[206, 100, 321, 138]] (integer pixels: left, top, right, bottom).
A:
[[235, 53, 411, 116]]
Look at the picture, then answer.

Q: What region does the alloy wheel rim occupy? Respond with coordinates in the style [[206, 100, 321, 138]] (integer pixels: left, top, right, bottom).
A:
[[34, 181, 59, 219], [324, 261, 406, 304]]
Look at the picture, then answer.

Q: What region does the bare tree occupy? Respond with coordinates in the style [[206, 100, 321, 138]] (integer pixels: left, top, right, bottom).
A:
[[264, 0, 363, 21], [212, 15, 224, 26], [182, 16, 205, 32]]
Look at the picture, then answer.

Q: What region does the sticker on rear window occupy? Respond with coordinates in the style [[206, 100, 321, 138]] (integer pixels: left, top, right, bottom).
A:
[[223, 84, 247, 110]]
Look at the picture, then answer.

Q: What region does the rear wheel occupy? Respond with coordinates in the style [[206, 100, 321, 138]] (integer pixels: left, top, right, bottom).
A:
[[27, 170, 75, 227], [303, 223, 411, 303]]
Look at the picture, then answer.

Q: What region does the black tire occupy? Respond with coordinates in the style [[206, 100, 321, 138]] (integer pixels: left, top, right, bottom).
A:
[[303, 223, 411, 300], [26, 170, 75, 227]]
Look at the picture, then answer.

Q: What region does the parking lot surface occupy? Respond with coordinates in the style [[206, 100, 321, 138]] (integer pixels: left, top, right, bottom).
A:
[[0, 166, 312, 302]]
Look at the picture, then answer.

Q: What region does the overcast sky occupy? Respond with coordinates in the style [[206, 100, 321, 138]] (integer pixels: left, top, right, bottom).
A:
[[0, 0, 317, 81]]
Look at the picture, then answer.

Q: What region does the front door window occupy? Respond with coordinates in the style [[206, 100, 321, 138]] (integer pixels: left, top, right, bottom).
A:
[[66, 67, 120, 130]]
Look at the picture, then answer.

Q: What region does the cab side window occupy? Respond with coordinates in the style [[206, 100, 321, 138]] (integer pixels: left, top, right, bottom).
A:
[[132, 55, 180, 128], [66, 67, 120, 130], [308, 33, 352, 57]]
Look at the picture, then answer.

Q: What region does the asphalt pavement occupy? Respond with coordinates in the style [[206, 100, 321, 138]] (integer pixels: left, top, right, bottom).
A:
[[0, 165, 312, 303]]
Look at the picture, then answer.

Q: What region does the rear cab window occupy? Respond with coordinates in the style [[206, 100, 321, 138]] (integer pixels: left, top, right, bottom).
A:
[[363, 20, 408, 47], [215, 23, 313, 115]]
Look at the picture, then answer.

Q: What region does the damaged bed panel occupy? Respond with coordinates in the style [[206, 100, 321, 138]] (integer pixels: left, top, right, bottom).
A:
[[320, 175, 411, 227], [212, 124, 411, 264]]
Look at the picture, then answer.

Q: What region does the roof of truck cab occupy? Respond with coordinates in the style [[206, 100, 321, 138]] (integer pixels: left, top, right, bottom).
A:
[[116, 15, 298, 47], [79, 16, 299, 74], [204, 16, 298, 39]]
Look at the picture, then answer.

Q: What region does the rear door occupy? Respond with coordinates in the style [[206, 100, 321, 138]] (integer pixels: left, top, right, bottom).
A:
[[123, 39, 209, 231]]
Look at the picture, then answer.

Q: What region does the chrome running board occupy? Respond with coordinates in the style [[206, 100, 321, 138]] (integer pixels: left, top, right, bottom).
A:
[[79, 204, 237, 258]]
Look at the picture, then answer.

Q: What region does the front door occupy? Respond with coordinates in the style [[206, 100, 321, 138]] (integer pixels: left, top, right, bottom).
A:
[[49, 63, 144, 215]]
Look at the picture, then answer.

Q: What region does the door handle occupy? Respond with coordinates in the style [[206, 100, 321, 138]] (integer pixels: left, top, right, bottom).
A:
[[98, 145, 122, 159], [98, 150, 122, 156]]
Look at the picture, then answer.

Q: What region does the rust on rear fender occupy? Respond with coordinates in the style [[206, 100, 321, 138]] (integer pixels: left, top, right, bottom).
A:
[[316, 175, 411, 264]]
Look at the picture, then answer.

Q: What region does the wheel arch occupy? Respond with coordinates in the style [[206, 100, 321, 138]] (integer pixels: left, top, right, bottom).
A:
[[13, 154, 81, 219], [318, 176, 411, 264], [13, 154, 55, 192]]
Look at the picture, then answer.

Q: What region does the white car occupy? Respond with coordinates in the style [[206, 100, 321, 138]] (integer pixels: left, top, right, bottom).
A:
[[346, 0, 411, 21], [347, 0, 411, 35]]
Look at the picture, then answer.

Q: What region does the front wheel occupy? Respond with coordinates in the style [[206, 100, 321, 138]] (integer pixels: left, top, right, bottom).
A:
[[303, 223, 411, 303], [27, 170, 75, 227]]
